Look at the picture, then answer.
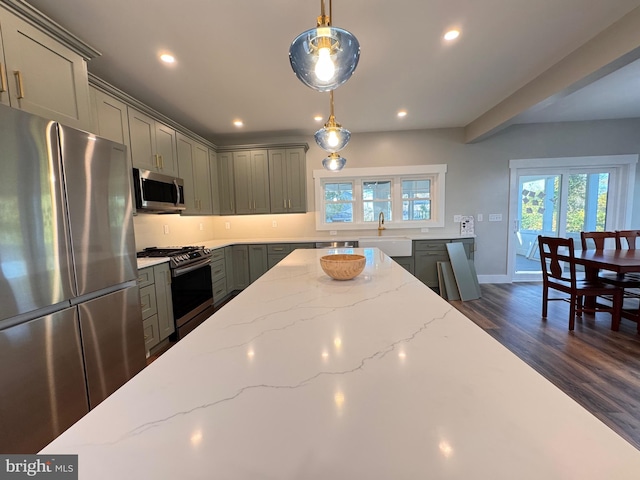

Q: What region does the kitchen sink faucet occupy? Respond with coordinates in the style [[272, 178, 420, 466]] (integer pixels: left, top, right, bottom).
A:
[[378, 211, 385, 236]]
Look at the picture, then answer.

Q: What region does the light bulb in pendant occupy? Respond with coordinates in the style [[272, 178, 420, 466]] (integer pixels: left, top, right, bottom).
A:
[[315, 47, 335, 81], [327, 129, 339, 147]]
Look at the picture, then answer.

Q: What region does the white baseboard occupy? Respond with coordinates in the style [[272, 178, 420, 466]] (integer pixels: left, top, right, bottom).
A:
[[477, 274, 511, 284]]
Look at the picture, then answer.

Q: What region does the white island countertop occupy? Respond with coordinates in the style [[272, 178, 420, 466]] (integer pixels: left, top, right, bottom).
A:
[[43, 248, 640, 478]]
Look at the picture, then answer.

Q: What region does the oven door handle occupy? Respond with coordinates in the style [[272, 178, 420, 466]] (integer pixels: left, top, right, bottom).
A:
[[172, 258, 211, 277]]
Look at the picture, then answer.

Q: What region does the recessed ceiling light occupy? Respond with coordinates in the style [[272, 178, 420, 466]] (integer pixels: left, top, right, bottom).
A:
[[397, 110, 407, 118], [444, 30, 460, 41], [314, 115, 324, 122], [160, 53, 175, 64], [233, 120, 244, 127]]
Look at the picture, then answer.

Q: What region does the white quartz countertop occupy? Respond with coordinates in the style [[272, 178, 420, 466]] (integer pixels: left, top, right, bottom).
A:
[[43, 248, 640, 478], [136, 257, 170, 269]]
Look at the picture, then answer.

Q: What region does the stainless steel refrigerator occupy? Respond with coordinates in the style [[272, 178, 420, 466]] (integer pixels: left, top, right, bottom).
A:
[[0, 104, 146, 453]]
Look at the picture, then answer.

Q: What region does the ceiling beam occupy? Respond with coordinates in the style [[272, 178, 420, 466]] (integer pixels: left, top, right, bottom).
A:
[[464, 6, 640, 143]]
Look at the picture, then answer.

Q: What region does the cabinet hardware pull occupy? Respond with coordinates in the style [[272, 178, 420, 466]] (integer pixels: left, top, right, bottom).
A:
[[153, 154, 159, 168], [288, 199, 292, 209], [0, 63, 6, 93], [14, 71, 24, 99], [284, 199, 286, 209], [159, 154, 164, 169]]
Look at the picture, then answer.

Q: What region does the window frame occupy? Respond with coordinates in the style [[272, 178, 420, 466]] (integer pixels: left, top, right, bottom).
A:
[[313, 164, 446, 231]]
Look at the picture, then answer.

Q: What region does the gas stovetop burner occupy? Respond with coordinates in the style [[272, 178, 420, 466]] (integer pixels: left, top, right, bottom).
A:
[[137, 246, 212, 269]]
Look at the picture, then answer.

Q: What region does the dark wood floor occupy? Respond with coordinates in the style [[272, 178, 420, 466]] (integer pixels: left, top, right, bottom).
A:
[[450, 282, 640, 451]]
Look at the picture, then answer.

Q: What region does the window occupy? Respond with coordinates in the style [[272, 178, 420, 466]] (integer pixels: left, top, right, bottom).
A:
[[313, 165, 446, 231]]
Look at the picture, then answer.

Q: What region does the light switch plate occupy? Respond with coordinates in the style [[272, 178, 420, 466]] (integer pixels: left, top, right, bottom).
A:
[[477, 213, 483, 222], [453, 215, 462, 223], [489, 213, 502, 222]]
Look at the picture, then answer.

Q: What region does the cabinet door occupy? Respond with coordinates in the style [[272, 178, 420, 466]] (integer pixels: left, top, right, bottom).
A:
[[177, 134, 197, 213], [128, 107, 157, 171], [155, 122, 178, 176], [251, 150, 271, 214], [209, 149, 221, 215], [0, 12, 91, 129], [90, 87, 131, 156], [248, 244, 268, 283], [232, 245, 250, 289], [414, 250, 448, 287], [269, 149, 288, 214], [285, 148, 307, 213], [154, 262, 175, 340], [224, 246, 235, 292], [194, 142, 212, 214], [234, 151, 253, 214], [218, 152, 235, 215], [0, 30, 9, 106]]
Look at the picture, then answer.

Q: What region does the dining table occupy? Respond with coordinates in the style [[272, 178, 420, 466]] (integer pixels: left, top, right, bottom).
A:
[[560, 248, 640, 330]]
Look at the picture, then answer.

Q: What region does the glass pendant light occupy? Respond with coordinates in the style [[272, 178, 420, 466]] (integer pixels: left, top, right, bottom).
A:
[[315, 91, 351, 152], [289, 0, 360, 92], [322, 152, 347, 171]]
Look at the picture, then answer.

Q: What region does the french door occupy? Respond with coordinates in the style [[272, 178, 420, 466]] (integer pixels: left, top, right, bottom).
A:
[[508, 156, 637, 282]]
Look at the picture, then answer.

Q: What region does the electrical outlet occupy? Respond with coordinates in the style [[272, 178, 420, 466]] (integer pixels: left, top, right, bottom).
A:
[[330, 230, 337, 235], [421, 228, 429, 233], [272, 221, 277, 228], [225, 222, 230, 230], [453, 215, 462, 223], [489, 213, 502, 222], [163, 225, 169, 235], [199, 223, 204, 231], [477, 213, 483, 222]]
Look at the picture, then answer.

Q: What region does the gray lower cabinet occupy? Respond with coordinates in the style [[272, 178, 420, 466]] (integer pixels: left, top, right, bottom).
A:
[[232, 245, 250, 290], [138, 263, 175, 352], [392, 256, 414, 274], [210, 248, 228, 306], [248, 244, 269, 283], [413, 239, 474, 288], [268, 243, 315, 268], [224, 245, 235, 293]]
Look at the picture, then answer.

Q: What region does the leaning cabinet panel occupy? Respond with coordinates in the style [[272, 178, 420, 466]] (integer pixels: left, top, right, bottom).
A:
[[0, 6, 92, 129]]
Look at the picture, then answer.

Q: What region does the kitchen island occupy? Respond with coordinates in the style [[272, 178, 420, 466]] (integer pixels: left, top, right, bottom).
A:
[[42, 248, 640, 478]]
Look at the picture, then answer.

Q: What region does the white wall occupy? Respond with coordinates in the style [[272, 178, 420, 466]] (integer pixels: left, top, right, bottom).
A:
[[134, 118, 640, 277]]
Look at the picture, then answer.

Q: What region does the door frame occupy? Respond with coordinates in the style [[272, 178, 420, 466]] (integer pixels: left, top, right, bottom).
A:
[[508, 155, 637, 282]]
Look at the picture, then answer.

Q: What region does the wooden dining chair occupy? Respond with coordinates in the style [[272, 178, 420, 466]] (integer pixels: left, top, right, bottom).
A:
[[616, 230, 640, 250], [538, 235, 623, 331], [580, 231, 617, 250]]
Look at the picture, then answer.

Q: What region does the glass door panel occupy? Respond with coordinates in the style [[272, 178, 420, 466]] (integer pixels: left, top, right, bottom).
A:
[[512, 169, 612, 280], [515, 174, 560, 277]]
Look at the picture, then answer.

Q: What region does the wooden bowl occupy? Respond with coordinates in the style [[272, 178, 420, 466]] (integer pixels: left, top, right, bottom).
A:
[[320, 254, 366, 280]]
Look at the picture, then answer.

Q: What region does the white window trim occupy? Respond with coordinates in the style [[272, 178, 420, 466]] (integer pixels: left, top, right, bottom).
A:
[[313, 164, 447, 231]]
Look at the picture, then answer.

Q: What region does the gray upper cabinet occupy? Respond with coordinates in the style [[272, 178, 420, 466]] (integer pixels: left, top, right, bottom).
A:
[[128, 107, 178, 176], [234, 150, 270, 215], [0, 7, 91, 129], [217, 152, 236, 215], [88, 86, 131, 156], [177, 133, 212, 215], [209, 149, 221, 215], [269, 148, 307, 214]]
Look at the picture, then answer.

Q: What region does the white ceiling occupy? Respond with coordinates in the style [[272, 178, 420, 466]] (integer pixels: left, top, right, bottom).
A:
[[24, 0, 640, 144]]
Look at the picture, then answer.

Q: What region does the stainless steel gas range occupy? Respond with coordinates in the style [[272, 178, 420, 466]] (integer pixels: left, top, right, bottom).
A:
[[137, 246, 214, 339]]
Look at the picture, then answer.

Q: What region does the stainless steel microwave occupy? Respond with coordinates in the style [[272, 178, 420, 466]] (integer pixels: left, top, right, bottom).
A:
[[132, 168, 186, 213]]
